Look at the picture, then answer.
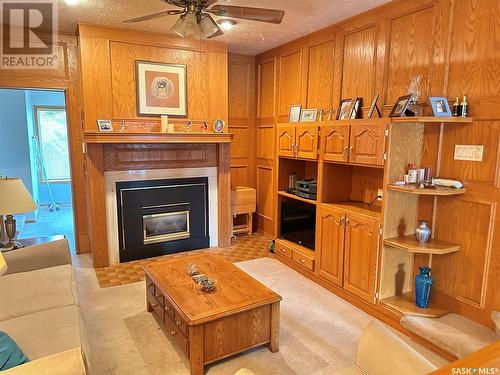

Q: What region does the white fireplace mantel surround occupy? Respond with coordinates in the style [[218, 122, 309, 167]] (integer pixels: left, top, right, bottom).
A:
[[104, 167, 218, 264]]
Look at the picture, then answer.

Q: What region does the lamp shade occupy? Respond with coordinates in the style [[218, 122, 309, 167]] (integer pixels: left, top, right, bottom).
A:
[[0, 178, 37, 215], [0, 251, 7, 275]]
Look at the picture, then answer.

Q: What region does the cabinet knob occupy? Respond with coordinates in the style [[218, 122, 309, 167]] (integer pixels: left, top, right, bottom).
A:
[[280, 248, 286, 253], [165, 306, 170, 311], [299, 258, 306, 263], [170, 330, 177, 336], [176, 320, 182, 327], [151, 303, 158, 308]]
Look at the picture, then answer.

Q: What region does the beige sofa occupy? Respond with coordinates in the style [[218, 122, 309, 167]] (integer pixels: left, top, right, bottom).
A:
[[0, 239, 87, 374]]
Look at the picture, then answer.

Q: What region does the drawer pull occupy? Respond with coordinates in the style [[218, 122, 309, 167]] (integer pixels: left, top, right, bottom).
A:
[[151, 303, 158, 308], [176, 320, 182, 327], [280, 249, 286, 253], [165, 306, 171, 311], [170, 330, 177, 336], [299, 258, 306, 263], [147, 283, 153, 288], [155, 293, 161, 298]]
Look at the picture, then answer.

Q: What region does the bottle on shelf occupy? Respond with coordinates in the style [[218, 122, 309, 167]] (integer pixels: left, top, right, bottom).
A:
[[452, 97, 460, 117], [460, 96, 468, 117]]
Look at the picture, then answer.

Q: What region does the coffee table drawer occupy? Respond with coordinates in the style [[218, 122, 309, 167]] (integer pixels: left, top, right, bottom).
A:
[[147, 291, 164, 324], [165, 315, 189, 356], [163, 298, 174, 320], [174, 310, 188, 337]]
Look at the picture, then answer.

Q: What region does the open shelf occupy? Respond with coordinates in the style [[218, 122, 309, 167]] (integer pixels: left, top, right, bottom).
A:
[[322, 201, 381, 220], [387, 184, 466, 196], [390, 116, 473, 124], [278, 190, 317, 205], [380, 293, 450, 318], [384, 235, 460, 255]]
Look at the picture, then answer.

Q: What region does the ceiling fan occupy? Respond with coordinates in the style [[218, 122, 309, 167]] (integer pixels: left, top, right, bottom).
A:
[[123, 0, 285, 39]]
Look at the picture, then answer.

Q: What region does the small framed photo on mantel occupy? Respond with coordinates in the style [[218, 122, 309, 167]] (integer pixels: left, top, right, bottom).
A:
[[97, 119, 113, 132]]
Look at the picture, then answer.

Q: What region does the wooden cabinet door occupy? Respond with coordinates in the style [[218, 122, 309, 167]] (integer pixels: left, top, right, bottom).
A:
[[316, 205, 345, 287], [343, 213, 380, 303], [349, 123, 386, 166], [296, 125, 318, 159], [321, 124, 350, 162], [276, 124, 296, 157]]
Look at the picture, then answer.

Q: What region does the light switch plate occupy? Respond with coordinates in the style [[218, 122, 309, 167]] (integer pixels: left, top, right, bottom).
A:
[[454, 145, 484, 161]]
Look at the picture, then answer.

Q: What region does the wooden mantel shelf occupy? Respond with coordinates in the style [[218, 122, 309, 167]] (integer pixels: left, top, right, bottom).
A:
[[83, 131, 233, 144]]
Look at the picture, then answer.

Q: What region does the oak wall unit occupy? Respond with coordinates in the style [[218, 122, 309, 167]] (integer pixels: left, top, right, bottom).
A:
[[256, 0, 500, 329], [0, 31, 90, 255]]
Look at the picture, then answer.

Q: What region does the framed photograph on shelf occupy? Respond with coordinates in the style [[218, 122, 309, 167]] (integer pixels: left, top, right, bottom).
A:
[[136, 61, 187, 116], [337, 99, 353, 120], [300, 109, 318, 122], [388, 94, 413, 117], [289, 105, 302, 122], [97, 119, 113, 132], [429, 97, 452, 117], [350, 97, 362, 119], [367, 94, 381, 118]]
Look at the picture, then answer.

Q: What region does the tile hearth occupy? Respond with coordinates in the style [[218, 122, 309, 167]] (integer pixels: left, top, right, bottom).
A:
[[94, 232, 272, 288]]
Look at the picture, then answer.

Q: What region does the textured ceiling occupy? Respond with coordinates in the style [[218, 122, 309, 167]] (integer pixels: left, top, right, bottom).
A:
[[58, 0, 390, 55]]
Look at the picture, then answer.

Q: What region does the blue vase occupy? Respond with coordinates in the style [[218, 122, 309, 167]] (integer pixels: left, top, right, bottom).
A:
[[415, 266, 433, 308]]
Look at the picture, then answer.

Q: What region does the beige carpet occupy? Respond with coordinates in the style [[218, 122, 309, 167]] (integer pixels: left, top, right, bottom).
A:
[[73, 255, 447, 374]]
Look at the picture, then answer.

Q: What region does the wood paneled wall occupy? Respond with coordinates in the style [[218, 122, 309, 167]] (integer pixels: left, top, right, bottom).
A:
[[255, 0, 500, 327], [78, 24, 228, 131], [228, 54, 256, 188], [0, 32, 89, 255]]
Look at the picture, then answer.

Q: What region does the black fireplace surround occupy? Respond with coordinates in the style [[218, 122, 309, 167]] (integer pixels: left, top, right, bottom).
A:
[[116, 177, 209, 262]]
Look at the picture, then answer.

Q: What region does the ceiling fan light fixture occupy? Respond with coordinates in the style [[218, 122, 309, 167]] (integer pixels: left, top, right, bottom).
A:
[[171, 15, 188, 37], [217, 19, 236, 31], [200, 14, 220, 38], [183, 12, 200, 37]]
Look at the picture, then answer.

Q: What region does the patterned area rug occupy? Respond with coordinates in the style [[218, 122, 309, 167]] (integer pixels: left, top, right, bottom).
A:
[[95, 232, 273, 288]]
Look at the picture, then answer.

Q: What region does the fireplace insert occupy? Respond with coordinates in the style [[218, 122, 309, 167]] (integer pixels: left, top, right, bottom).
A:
[[116, 177, 209, 262]]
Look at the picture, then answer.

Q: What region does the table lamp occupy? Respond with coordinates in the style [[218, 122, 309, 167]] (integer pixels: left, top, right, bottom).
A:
[[0, 178, 37, 250]]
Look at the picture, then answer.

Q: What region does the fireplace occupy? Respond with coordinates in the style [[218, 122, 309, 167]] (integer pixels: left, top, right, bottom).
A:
[[116, 177, 209, 262]]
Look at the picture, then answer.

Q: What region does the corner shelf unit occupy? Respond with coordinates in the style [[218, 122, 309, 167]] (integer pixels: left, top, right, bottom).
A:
[[380, 293, 450, 318], [384, 235, 460, 255], [387, 184, 466, 195]]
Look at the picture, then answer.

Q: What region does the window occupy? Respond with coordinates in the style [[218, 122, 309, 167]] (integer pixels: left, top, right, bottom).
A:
[[34, 106, 70, 183]]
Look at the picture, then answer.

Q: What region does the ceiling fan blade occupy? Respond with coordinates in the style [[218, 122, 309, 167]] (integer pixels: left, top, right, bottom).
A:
[[123, 10, 183, 23], [162, 0, 189, 7], [207, 5, 284, 24]]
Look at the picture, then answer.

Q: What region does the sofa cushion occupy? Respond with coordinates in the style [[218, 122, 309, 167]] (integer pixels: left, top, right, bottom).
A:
[[0, 331, 29, 370], [0, 305, 81, 361], [2, 347, 86, 375], [0, 264, 77, 321], [401, 313, 498, 358]]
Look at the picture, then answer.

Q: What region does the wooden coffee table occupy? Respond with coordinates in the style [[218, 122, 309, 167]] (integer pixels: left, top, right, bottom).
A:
[[144, 253, 282, 375]]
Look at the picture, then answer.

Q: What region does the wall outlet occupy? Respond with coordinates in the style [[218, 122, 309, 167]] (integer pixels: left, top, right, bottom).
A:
[[377, 189, 383, 201], [454, 145, 484, 161]]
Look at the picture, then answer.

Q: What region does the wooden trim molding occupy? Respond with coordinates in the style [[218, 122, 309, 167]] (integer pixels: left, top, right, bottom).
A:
[[84, 132, 233, 144]]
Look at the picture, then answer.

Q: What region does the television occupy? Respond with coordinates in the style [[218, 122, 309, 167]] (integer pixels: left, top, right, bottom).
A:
[[280, 200, 316, 250]]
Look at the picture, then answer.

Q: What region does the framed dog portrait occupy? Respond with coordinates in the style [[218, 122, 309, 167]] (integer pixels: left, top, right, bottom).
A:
[[136, 61, 187, 116]]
